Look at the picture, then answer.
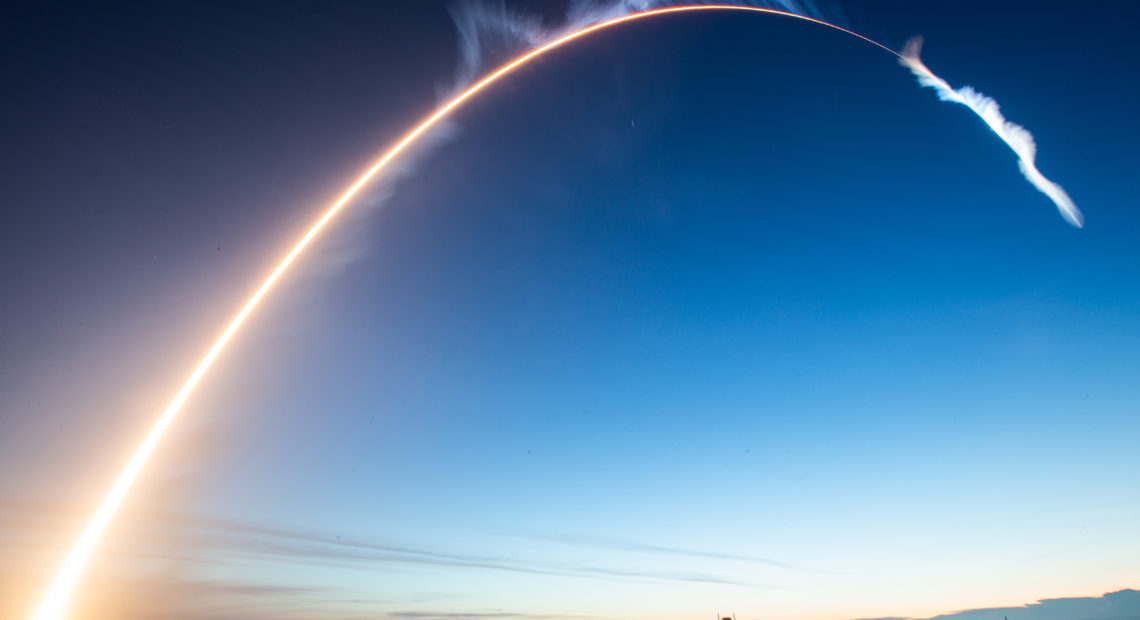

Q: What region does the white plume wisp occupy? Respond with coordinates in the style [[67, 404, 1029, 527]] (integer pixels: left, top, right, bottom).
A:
[[446, 0, 839, 94], [899, 37, 1083, 227]]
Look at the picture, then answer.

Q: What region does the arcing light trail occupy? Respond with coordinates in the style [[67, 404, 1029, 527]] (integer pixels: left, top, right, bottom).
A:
[[30, 4, 1080, 619]]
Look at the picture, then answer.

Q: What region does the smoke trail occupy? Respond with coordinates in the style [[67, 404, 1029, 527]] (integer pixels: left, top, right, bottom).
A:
[[899, 36, 1083, 228], [446, 0, 545, 94], [446, 0, 834, 94]]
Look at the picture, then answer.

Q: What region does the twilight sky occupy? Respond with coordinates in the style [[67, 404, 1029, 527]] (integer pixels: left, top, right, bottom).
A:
[[2, 1, 1139, 619]]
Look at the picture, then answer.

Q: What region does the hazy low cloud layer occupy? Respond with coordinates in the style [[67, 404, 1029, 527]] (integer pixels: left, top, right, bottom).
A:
[[387, 612, 591, 620], [860, 589, 1140, 620]]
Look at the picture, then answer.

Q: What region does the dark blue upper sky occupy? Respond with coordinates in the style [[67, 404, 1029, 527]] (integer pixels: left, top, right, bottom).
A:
[[2, 2, 1138, 619]]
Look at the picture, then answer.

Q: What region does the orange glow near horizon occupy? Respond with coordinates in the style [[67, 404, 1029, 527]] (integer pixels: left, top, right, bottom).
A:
[[29, 6, 899, 619]]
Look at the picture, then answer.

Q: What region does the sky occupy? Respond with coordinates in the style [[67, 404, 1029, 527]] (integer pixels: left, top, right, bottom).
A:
[[2, 1, 1139, 619]]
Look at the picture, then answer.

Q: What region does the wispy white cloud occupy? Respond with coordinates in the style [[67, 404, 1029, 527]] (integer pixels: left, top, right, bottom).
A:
[[444, 0, 833, 95], [514, 528, 808, 571], [899, 37, 1083, 228], [1, 500, 761, 588]]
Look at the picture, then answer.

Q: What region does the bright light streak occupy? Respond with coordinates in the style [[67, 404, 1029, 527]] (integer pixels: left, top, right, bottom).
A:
[[30, 6, 898, 619]]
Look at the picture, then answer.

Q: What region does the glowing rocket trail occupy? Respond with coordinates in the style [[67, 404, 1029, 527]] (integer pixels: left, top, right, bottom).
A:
[[30, 7, 890, 619], [29, 5, 1077, 619], [899, 36, 1084, 227]]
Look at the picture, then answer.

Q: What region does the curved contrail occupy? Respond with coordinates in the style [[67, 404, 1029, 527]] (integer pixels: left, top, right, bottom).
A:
[[29, 4, 1075, 619]]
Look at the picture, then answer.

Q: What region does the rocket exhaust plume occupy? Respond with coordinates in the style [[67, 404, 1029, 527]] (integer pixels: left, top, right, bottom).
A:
[[30, 4, 1081, 619], [899, 36, 1084, 227]]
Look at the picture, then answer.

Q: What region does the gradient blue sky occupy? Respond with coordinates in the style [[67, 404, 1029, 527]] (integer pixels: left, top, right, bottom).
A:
[[2, 1, 1138, 619]]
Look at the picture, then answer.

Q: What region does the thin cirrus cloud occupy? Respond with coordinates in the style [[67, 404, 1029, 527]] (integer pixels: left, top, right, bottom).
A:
[[3, 501, 754, 619], [1, 500, 758, 589], [178, 515, 761, 587], [512, 529, 808, 572], [6, 501, 1136, 618]]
